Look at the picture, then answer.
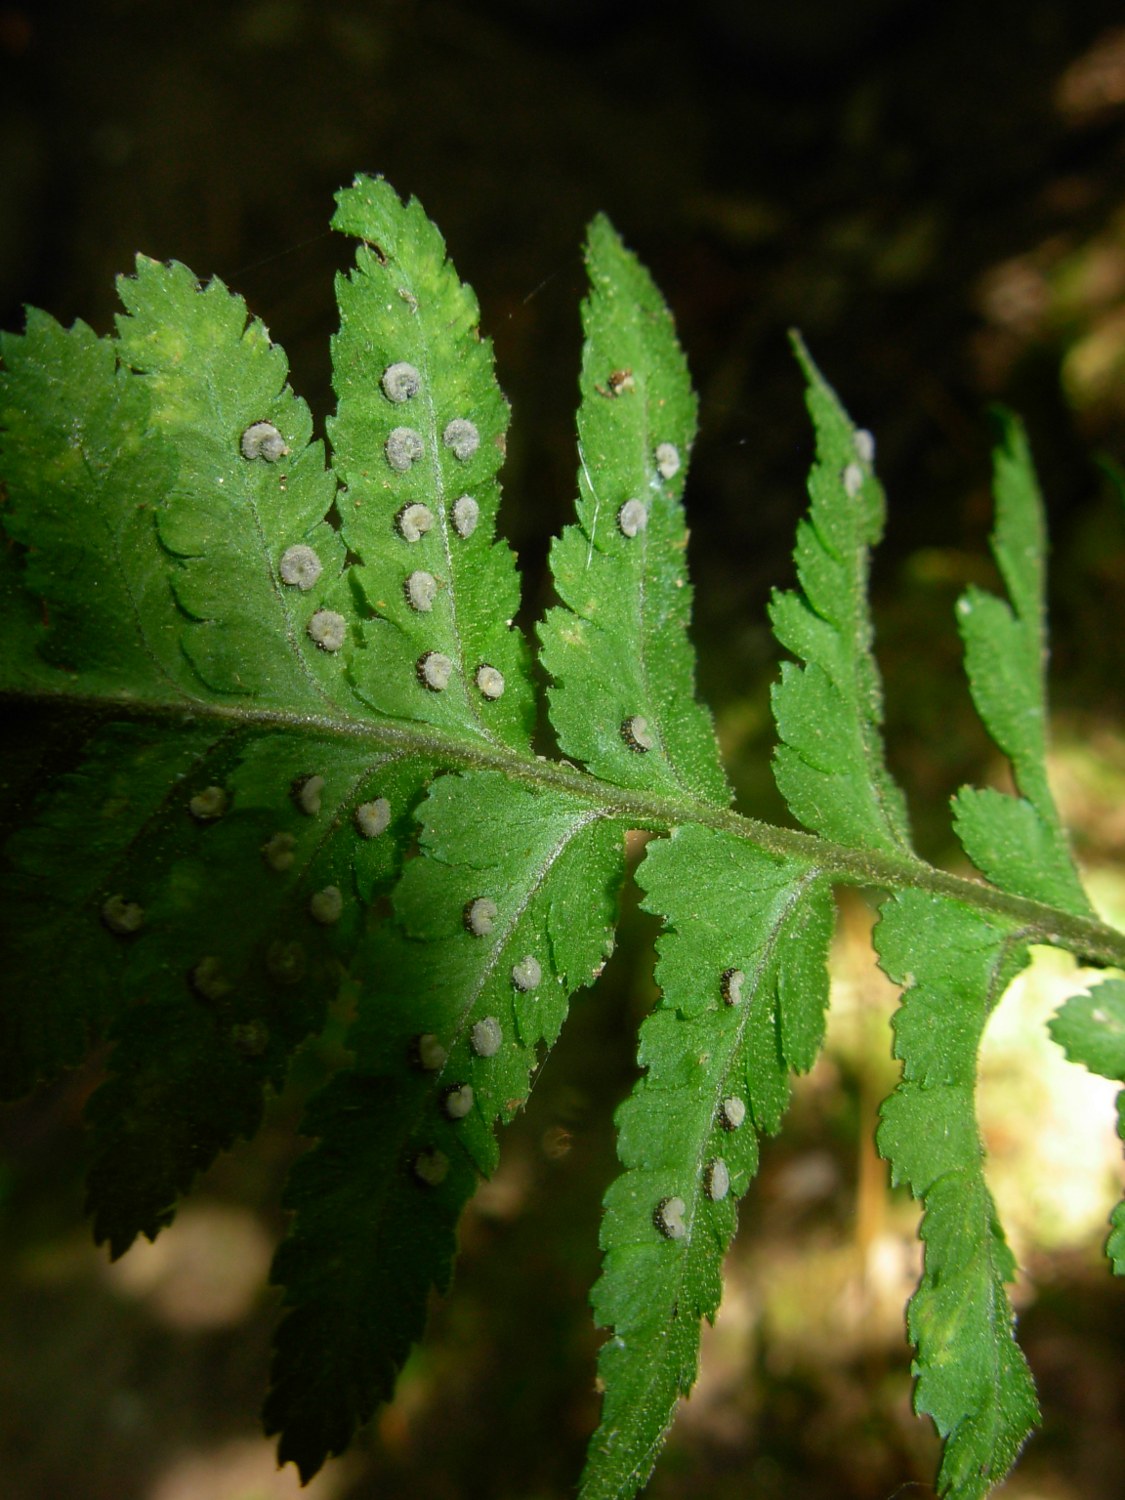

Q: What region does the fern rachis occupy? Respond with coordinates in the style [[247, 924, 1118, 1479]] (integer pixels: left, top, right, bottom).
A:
[[1, 174, 1123, 1500]]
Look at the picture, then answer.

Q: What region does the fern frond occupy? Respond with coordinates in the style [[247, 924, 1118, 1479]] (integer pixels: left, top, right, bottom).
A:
[[82, 739, 431, 1256], [539, 215, 729, 805], [113, 256, 348, 708], [265, 770, 623, 1478], [3, 176, 1124, 1500], [582, 825, 833, 1500], [0, 212, 441, 1244], [329, 176, 535, 747], [771, 335, 913, 853], [951, 412, 1092, 914], [0, 721, 224, 1097], [876, 891, 1040, 1499], [0, 310, 187, 698]]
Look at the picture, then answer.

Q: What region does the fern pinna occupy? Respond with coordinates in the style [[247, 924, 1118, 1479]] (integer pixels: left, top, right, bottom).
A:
[[1, 176, 1123, 1500]]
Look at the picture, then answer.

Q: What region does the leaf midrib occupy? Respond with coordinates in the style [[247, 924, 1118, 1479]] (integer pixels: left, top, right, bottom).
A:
[[6, 685, 1122, 970]]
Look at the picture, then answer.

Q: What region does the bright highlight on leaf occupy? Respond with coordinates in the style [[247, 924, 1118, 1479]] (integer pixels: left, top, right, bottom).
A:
[[1, 176, 1124, 1500]]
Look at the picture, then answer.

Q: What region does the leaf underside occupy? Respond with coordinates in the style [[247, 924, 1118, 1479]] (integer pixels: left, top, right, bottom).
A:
[[1, 174, 1121, 1500], [266, 770, 623, 1477], [876, 893, 1040, 1500], [950, 411, 1091, 917], [538, 214, 729, 806], [582, 825, 832, 1500]]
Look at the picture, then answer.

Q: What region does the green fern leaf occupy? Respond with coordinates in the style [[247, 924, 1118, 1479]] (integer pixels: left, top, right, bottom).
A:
[[0, 516, 50, 693], [554, 221, 754, 1496], [329, 176, 535, 747], [581, 824, 833, 1500], [0, 309, 185, 697], [539, 215, 729, 804], [0, 721, 222, 1097], [769, 335, 912, 853], [876, 890, 1040, 1499], [112, 256, 347, 707], [265, 770, 623, 1478], [82, 738, 430, 1256], [0, 212, 437, 1247], [4, 177, 1125, 1500], [951, 412, 1091, 915], [1047, 979, 1125, 1274]]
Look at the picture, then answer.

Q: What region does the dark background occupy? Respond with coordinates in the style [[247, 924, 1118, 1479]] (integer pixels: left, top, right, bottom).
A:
[[2, 3, 1125, 1497]]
